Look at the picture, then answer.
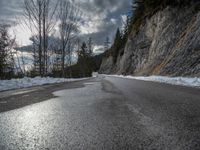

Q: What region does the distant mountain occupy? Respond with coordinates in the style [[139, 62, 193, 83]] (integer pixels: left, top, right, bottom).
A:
[[15, 36, 61, 53], [15, 45, 34, 53]]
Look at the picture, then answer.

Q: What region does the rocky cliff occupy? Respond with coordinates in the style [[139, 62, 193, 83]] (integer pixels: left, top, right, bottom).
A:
[[99, 4, 200, 77]]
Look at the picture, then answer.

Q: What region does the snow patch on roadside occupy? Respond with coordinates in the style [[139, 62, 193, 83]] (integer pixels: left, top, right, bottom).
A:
[[0, 77, 88, 92], [92, 72, 98, 77], [106, 75, 200, 88]]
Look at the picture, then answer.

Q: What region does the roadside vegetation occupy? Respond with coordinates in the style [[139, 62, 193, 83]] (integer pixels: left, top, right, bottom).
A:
[[0, 0, 101, 80], [0, 25, 17, 80]]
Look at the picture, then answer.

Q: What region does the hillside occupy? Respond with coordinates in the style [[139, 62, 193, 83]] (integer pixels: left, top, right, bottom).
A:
[[99, 1, 200, 77]]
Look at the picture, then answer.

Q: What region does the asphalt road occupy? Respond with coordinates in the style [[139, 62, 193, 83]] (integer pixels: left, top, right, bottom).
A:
[[0, 76, 200, 150]]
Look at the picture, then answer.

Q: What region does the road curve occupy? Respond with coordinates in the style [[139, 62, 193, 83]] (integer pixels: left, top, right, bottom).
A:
[[0, 76, 200, 150]]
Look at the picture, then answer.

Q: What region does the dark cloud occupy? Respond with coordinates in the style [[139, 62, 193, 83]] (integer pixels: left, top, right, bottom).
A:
[[76, 0, 132, 52], [0, 0, 23, 21], [0, 0, 132, 53]]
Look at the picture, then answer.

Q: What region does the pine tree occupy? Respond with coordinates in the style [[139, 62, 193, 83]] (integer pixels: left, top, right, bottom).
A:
[[87, 37, 93, 56], [77, 42, 93, 77], [80, 42, 87, 57], [0, 25, 12, 79], [113, 28, 122, 49], [104, 36, 111, 51], [112, 28, 122, 63], [122, 16, 131, 46]]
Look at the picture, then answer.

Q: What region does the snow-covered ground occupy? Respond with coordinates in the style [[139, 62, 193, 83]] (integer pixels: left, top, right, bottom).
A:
[[106, 75, 200, 88], [0, 77, 88, 92]]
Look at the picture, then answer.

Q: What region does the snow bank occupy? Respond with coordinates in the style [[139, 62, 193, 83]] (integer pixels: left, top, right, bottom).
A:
[[0, 77, 88, 92], [107, 75, 200, 88], [92, 72, 98, 77]]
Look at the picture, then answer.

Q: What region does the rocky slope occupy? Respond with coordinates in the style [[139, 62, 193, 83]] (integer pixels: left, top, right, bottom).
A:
[[99, 4, 200, 77]]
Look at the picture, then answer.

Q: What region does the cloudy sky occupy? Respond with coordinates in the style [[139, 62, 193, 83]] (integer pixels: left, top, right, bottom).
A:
[[0, 0, 132, 53]]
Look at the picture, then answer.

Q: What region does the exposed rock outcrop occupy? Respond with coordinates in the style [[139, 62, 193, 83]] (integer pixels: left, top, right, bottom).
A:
[[99, 5, 200, 77]]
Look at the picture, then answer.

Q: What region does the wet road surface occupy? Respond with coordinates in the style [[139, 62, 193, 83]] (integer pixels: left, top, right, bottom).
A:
[[0, 76, 200, 150]]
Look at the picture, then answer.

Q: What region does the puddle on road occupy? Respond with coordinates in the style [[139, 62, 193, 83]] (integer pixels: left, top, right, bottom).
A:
[[84, 83, 94, 85], [53, 81, 102, 98], [11, 89, 37, 96], [84, 82, 99, 85]]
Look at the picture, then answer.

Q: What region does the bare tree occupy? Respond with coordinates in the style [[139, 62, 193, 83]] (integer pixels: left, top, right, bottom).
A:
[[23, 0, 58, 76], [58, 0, 82, 77], [14, 48, 24, 76], [66, 39, 78, 78]]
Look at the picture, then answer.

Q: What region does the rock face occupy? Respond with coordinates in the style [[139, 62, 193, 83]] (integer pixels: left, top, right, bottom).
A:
[[99, 5, 200, 77]]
